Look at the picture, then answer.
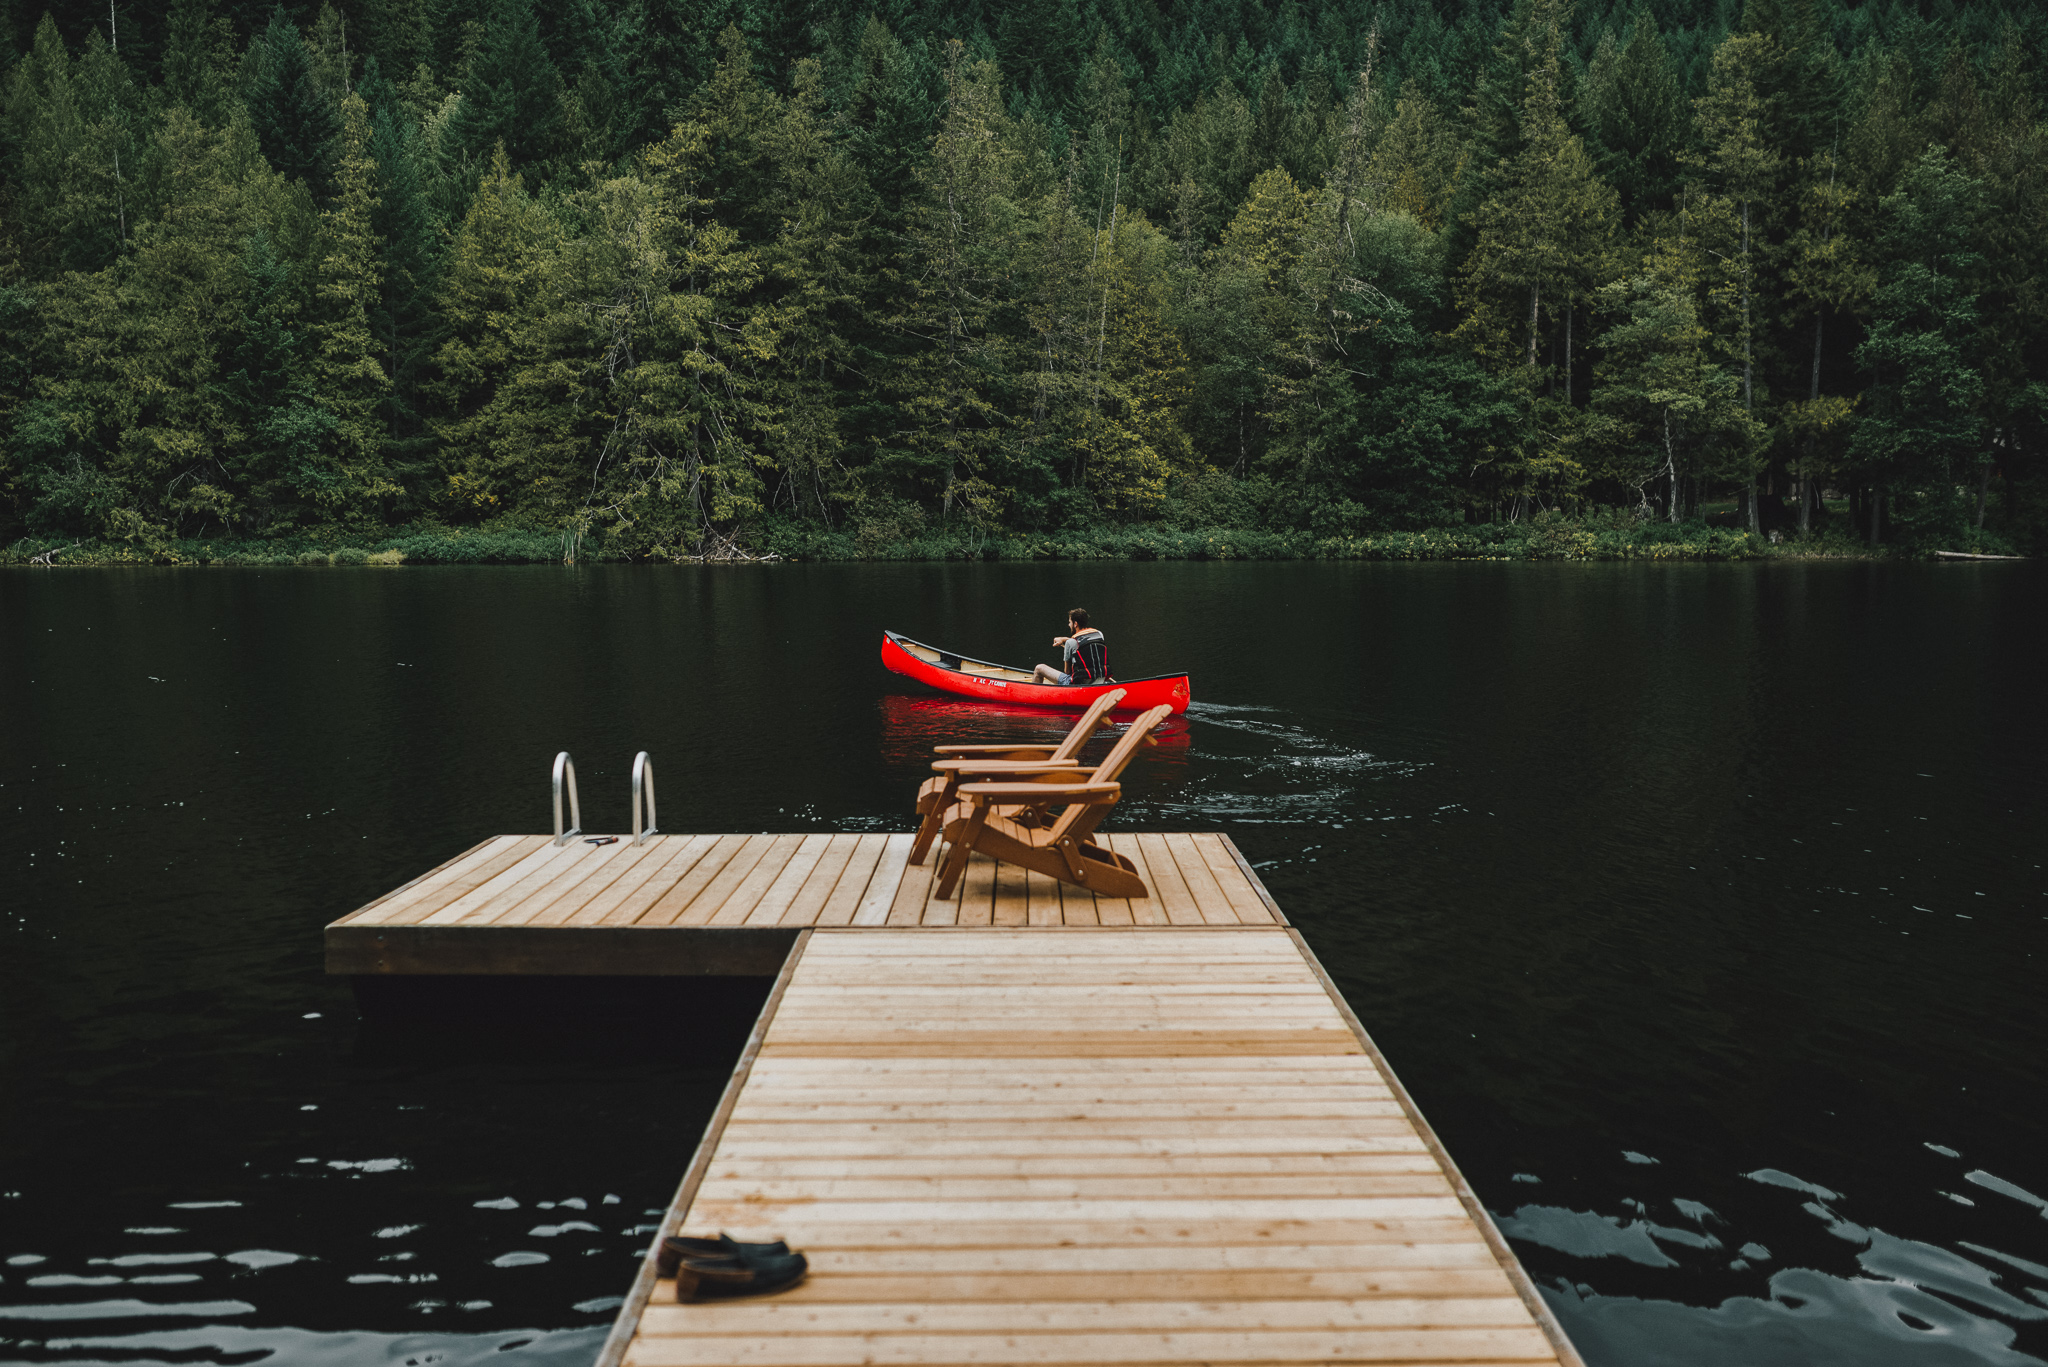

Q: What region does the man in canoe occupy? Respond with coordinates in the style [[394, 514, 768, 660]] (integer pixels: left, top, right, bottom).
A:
[[1032, 609, 1111, 686]]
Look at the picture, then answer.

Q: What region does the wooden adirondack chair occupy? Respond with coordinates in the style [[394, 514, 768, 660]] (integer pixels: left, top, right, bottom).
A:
[[932, 704, 1173, 901], [907, 688, 1126, 866]]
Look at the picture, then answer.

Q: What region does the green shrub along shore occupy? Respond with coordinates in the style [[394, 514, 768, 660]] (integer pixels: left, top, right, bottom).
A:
[[6, 507, 2023, 566]]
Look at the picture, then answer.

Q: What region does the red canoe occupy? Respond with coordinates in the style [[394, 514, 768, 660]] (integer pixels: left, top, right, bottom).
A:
[[881, 630, 1192, 714]]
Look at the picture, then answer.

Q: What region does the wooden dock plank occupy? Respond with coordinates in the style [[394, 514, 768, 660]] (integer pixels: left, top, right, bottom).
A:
[[703, 833, 811, 926], [664, 1266, 1519, 1301], [624, 1329, 1554, 1366], [429, 838, 592, 925], [339, 835, 530, 925], [637, 834, 753, 926], [581, 835, 722, 926], [638, 1296, 1537, 1333], [843, 835, 910, 926], [602, 926, 1578, 1367], [1133, 833, 1205, 925], [990, 855, 1028, 927], [886, 847, 938, 926], [814, 834, 884, 927], [742, 833, 835, 927], [1166, 831, 1243, 925], [497, 838, 666, 927], [994, 857, 1032, 927], [733, 1244, 1503, 1274], [1116, 834, 1172, 925], [669, 833, 779, 927], [1195, 833, 1276, 924], [777, 834, 864, 928]]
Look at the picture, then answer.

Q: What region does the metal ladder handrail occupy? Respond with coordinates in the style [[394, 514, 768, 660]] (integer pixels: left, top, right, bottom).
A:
[[631, 751, 658, 846], [552, 751, 583, 846]]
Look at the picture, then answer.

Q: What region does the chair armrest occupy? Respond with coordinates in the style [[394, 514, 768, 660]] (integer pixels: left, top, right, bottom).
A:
[[932, 744, 1060, 758], [961, 781, 1121, 802], [931, 759, 1089, 776]]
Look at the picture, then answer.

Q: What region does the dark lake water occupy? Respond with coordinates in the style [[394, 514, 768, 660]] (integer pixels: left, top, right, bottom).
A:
[[3, 561, 2046, 1367]]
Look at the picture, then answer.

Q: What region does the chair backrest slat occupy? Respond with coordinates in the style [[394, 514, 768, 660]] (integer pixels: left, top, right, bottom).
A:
[[1084, 704, 1173, 784], [1050, 688, 1126, 762], [1049, 705, 1173, 843]]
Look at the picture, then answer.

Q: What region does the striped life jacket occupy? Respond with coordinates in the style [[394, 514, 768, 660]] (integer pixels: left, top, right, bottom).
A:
[[1067, 631, 1109, 684]]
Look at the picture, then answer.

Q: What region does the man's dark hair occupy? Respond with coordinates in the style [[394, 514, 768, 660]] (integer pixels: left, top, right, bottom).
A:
[[1068, 608, 1089, 628]]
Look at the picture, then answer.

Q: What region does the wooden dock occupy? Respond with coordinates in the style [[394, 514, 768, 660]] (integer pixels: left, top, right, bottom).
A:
[[326, 832, 1281, 977], [325, 836, 1583, 1366]]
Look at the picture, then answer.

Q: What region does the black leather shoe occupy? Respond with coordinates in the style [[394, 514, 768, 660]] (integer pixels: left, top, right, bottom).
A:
[[656, 1233, 791, 1278], [675, 1249, 809, 1301]]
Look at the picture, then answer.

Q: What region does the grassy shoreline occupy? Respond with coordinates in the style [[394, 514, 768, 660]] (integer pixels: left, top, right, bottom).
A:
[[3, 518, 2022, 567]]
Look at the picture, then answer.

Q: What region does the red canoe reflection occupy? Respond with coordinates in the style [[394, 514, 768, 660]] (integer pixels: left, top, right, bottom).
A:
[[878, 692, 1192, 770]]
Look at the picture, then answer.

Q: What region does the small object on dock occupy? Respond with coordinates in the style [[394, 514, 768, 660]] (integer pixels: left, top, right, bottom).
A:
[[675, 1248, 808, 1302], [586, 835, 620, 846], [656, 1234, 792, 1278]]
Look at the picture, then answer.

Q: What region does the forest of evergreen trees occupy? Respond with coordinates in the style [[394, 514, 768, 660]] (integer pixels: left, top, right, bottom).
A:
[[2, 0, 2043, 559]]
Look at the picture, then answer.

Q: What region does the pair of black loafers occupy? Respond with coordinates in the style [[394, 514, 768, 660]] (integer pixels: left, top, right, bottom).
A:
[[655, 1233, 807, 1301]]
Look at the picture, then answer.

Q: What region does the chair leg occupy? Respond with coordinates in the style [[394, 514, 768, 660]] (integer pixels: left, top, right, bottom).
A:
[[907, 807, 943, 865], [934, 806, 986, 900], [909, 779, 958, 866]]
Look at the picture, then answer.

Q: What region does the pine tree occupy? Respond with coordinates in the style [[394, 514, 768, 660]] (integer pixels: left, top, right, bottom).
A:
[[1579, 9, 1685, 220], [1179, 166, 1308, 476], [161, 0, 238, 124], [1850, 147, 1988, 542], [2, 17, 92, 276], [1588, 238, 1764, 520], [360, 60, 442, 478], [1964, 26, 2048, 531], [1781, 149, 1872, 532], [36, 110, 290, 538], [1368, 78, 1459, 229], [245, 8, 341, 194], [444, 0, 563, 178], [433, 143, 568, 515], [893, 41, 1020, 522], [575, 121, 774, 552], [1686, 31, 1783, 531], [1453, 0, 1619, 513], [310, 90, 392, 521]]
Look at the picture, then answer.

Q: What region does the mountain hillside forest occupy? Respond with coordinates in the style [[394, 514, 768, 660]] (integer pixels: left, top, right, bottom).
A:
[[2, 0, 2044, 563]]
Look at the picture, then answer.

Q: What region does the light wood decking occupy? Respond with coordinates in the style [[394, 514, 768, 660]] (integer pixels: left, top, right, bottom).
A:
[[596, 928, 1583, 1367], [324, 833, 1283, 976], [335, 832, 1277, 931]]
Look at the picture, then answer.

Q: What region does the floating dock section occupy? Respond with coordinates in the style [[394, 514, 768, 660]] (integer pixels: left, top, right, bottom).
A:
[[327, 835, 1583, 1367]]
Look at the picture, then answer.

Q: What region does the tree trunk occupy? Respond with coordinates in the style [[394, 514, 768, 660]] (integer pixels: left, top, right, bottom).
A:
[[1741, 201, 1753, 414], [1867, 489, 1881, 544], [1528, 284, 1539, 371], [1975, 457, 1991, 529], [1664, 409, 1678, 523], [1800, 312, 1821, 535], [1564, 301, 1572, 407], [1809, 312, 1823, 406], [1741, 200, 1757, 535]]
